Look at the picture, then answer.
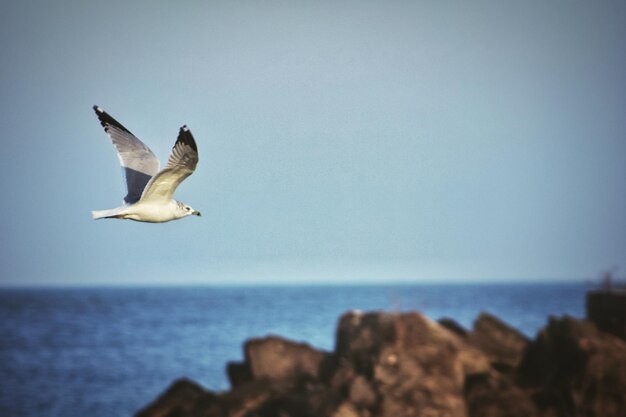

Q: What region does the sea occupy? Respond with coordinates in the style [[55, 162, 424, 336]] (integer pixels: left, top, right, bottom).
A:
[[0, 282, 588, 417]]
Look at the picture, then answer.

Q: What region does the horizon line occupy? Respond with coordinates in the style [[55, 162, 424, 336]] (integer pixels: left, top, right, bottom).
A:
[[0, 276, 594, 290]]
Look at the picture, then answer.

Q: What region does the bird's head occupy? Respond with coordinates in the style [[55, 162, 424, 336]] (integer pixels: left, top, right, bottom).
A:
[[178, 203, 201, 218]]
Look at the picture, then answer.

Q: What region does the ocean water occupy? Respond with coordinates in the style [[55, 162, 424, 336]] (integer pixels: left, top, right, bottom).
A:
[[0, 283, 587, 417]]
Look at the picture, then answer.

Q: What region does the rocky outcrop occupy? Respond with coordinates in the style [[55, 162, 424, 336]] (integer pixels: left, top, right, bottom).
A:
[[466, 312, 530, 373], [231, 335, 329, 384], [136, 308, 626, 417], [586, 290, 626, 340], [334, 311, 474, 417], [135, 378, 216, 417], [464, 371, 538, 417], [519, 316, 626, 416]]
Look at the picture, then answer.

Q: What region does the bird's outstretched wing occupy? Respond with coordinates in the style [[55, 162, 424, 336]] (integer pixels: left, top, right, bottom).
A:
[[93, 106, 160, 204], [140, 126, 199, 203]]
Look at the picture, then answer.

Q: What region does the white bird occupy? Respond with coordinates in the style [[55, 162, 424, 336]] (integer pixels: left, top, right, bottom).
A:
[[91, 106, 201, 223]]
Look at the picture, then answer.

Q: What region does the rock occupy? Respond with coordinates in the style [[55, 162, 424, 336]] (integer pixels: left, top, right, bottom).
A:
[[136, 298, 626, 417], [456, 343, 492, 378], [209, 335, 339, 417], [336, 311, 469, 417], [136, 372, 334, 417], [586, 290, 626, 340], [467, 312, 529, 373], [438, 317, 469, 337], [211, 378, 297, 417], [332, 402, 361, 417], [464, 371, 537, 417], [134, 378, 216, 417], [348, 375, 377, 408], [244, 335, 327, 382], [335, 311, 397, 377], [226, 361, 251, 388], [436, 317, 492, 378], [328, 359, 356, 392], [519, 316, 626, 417]]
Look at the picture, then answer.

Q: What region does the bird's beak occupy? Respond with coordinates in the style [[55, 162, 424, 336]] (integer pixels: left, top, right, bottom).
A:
[[193, 210, 201, 216]]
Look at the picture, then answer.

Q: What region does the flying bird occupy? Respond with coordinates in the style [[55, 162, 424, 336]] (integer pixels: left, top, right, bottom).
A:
[[91, 106, 201, 223]]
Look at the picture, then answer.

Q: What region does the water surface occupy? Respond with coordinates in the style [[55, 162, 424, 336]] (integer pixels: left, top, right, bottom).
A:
[[0, 283, 586, 417]]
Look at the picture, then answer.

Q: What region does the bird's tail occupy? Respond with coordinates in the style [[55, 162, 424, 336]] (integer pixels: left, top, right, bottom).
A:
[[92, 207, 126, 220]]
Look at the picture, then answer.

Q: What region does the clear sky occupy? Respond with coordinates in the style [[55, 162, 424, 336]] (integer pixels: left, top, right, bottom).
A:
[[1, 1, 625, 286]]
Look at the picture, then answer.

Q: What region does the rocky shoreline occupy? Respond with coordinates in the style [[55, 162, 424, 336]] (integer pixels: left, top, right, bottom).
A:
[[135, 291, 626, 417]]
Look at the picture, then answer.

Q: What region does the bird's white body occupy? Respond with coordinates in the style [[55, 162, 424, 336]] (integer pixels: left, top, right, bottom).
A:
[[92, 200, 192, 223], [91, 106, 201, 223]]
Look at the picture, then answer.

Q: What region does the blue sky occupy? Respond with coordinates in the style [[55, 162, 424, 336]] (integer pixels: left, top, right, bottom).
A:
[[1, 1, 625, 285]]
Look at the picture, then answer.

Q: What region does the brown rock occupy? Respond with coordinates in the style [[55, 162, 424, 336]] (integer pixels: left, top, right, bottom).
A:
[[456, 344, 492, 378], [464, 371, 537, 417], [332, 402, 360, 417], [209, 378, 294, 417], [244, 335, 327, 382], [226, 361, 252, 388], [139, 307, 626, 417], [328, 359, 356, 393], [519, 316, 626, 417], [134, 378, 215, 417], [437, 319, 492, 378], [348, 375, 377, 408], [586, 290, 626, 340], [336, 311, 469, 417], [439, 317, 469, 337], [467, 312, 529, 372], [335, 311, 397, 377]]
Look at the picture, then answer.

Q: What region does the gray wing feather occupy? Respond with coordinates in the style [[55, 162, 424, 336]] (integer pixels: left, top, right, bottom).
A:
[[140, 126, 198, 203], [93, 106, 160, 204]]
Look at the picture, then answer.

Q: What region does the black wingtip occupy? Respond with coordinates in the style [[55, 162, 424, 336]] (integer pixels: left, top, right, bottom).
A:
[[92, 105, 132, 134], [177, 125, 198, 153]]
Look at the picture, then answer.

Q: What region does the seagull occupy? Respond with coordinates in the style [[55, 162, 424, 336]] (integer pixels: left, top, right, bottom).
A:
[[91, 105, 201, 223]]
